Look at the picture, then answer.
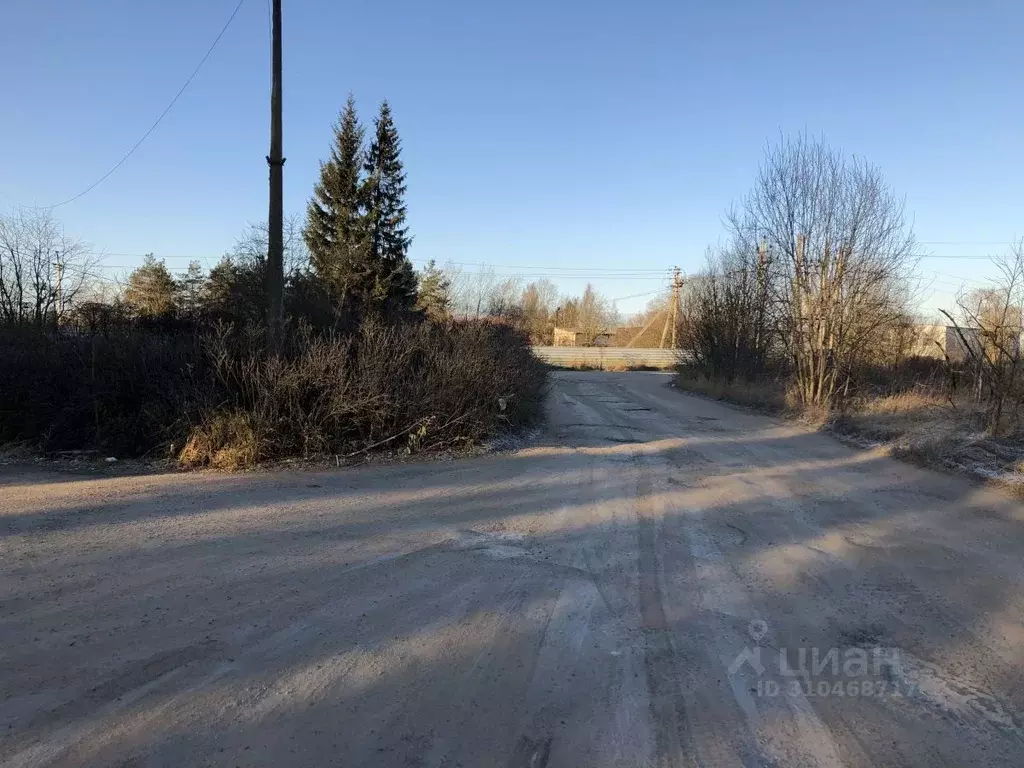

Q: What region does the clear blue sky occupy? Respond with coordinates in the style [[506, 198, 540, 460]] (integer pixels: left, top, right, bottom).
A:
[[2, 0, 1022, 316]]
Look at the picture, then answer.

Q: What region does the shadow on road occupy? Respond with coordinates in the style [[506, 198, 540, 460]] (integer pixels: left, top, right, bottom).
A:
[[2, 372, 1023, 766]]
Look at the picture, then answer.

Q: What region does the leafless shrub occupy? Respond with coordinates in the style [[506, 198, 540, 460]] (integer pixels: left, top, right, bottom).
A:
[[180, 318, 548, 468], [679, 247, 774, 382], [940, 240, 1024, 435], [1, 317, 547, 467], [0, 325, 207, 455]]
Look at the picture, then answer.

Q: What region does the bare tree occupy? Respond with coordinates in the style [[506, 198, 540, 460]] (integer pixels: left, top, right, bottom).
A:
[[447, 265, 497, 319], [557, 284, 616, 345], [231, 214, 308, 274], [445, 266, 528, 321], [520, 279, 559, 343], [485, 277, 524, 320], [0, 208, 94, 327], [728, 135, 917, 406], [940, 240, 1024, 434], [579, 284, 616, 344]]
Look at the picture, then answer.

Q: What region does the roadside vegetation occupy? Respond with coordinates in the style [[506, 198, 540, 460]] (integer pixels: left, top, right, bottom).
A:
[[0, 97, 546, 469], [443, 272, 622, 346], [676, 133, 1024, 485]]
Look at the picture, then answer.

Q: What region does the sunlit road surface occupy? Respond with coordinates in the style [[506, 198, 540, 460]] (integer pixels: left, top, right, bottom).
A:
[[3, 371, 1024, 766]]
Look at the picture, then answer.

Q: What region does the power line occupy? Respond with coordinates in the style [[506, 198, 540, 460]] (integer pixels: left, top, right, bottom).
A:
[[91, 254, 221, 262], [87, 253, 672, 278], [919, 268, 993, 286], [89, 263, 671, 281], [88, 252, 671, 272], [28, 0, 247, 209], [89, 249, 1013, 266], [452, 275, 669, 281], [918, 240, 1019, 246], [436, 271, 668, 279], [611, 288, 666, 302], [431, 259, 670, 273], [920, 279, 973, 291], [916, 254, 999, 260]]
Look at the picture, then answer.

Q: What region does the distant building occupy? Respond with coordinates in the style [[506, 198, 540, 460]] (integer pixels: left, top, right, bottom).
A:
[[552, 327, 612, 347], [910, 324, 981, 363]]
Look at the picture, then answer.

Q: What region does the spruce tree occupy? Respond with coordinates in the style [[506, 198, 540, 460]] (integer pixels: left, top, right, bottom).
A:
[[303, 95, 371, 303], [363, 100, 416, 311], [203, 256, 239, 319], [175, 261, 205, 319], [415, 260, 451, 320]]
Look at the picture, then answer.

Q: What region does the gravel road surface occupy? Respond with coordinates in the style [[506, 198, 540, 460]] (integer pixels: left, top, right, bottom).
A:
[[3, 371, 1024, 767]]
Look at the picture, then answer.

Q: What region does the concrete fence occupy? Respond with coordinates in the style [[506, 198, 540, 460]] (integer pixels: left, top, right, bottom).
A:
[[531, 346, 680, 369]]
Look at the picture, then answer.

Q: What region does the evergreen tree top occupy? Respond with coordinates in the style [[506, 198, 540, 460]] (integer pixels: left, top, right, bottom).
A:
[[303, 95, 416, 315]]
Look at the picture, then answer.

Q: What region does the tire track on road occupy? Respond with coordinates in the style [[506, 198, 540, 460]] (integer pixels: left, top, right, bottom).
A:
[[633, 452, 698, 768]]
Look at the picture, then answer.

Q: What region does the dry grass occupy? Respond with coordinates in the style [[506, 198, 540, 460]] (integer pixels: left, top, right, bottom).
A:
[[832, 390, 958, 442], [674, 371, 788, 414], [556, 361, 666, 372], [831, 392, 1024, 484], [832, 393, 1024, 493], [676, 369, 1024, 489], [178, 411, 264, 471]]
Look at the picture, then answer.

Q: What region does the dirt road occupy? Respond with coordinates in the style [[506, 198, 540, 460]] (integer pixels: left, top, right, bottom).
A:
[[3, 371, 1024, 767]]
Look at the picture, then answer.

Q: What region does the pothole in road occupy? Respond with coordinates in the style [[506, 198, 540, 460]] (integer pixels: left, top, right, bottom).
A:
[[836, 624, 887, 646], [450, 529, 528, 560]]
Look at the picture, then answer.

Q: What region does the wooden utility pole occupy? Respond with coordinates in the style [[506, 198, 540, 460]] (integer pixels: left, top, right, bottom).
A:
[[755, 239, 768, 350], [794, 233, 807, 401], [669, 267, 682, 349], [659, 267, 683, 349], [53, 250, 64, 328], [266, 0, 285, 352]]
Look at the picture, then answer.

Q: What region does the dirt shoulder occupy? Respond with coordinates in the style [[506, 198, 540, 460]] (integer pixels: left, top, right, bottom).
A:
[[673, 370, 1024, 493]]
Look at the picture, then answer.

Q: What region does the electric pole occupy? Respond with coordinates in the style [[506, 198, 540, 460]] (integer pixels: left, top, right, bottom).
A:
[[54, 250, 64, 328], [670, 267, 682, 349], [659, 267, 683, 349], [266, 0, 285, 352]]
